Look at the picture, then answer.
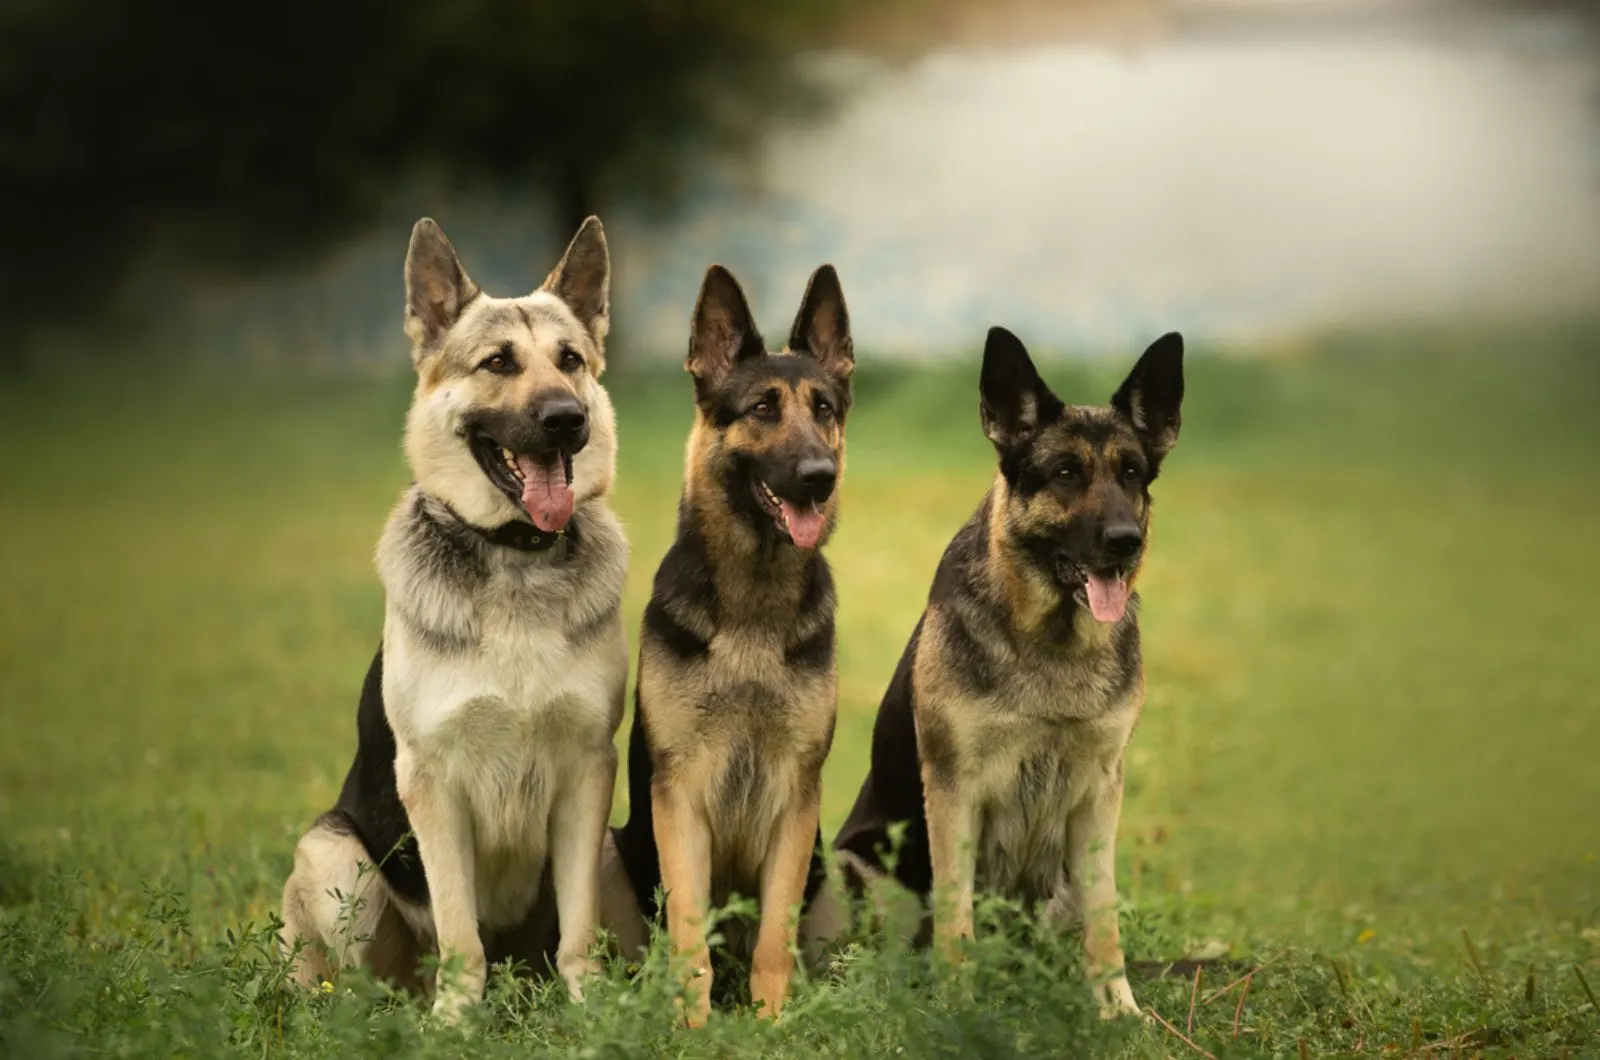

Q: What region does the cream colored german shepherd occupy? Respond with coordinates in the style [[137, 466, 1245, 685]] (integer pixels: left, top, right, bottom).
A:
[[279, 217, 629, 1017]]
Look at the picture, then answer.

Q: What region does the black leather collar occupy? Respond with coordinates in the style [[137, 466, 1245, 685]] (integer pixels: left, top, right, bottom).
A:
[[438, 500, 577, 553], [475, 517, 575, 553]]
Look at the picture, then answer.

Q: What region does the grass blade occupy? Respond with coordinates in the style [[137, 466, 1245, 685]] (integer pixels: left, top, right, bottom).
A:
[[1575, 965, 1597, 1016], [1232, 973, 1252, 1041], [1147, 1006, 1217, 1059], [1461, 929, 1491, 991]]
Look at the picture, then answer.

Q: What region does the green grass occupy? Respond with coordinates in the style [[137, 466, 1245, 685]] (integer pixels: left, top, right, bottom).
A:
[[2, 322, 1598, 1056]]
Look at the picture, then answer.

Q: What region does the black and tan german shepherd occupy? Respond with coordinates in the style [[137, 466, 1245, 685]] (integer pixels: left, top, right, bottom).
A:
[[829, 325, 1183, 1018], [606, 264, 854, 1024]]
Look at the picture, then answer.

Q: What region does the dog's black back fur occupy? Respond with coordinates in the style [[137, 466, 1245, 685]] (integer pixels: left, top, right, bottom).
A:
[[319, 646, 430, 906]]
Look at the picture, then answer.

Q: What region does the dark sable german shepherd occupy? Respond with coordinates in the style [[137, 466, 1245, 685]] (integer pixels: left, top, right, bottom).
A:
[[606, 263, 853, 1025], [829, 325, 1183, 1018]]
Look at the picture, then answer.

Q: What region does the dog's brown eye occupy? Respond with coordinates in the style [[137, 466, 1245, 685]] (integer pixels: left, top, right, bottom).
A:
[[559, 347, 584, 372], [480, 348, 517, 374], [753, 401, 775, 419], [1056, 465, 1079, 483], [1122, 462, 1143, 483], [815, 399, 834, 422]]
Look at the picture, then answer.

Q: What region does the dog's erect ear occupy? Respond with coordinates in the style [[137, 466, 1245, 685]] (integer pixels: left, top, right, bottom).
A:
[[1111, 332, 1184, 463], [686, 265, 764, 404], [980, 326, 1061, 454], [541, 216, 610, 346], [788, 264, 854, 381], [404, 219, 480, 356]]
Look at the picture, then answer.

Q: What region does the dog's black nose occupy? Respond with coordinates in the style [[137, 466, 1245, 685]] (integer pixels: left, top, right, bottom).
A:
[[539, 398, 587, 441], [1102, 524, 1143, 559], [798, 457, 838, 501]]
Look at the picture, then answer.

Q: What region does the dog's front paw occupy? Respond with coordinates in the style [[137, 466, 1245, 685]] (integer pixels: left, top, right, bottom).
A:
[[429, 950, 486, 1024], [674, 963, 712, 1028], [677, 993, 711, 1029], [430, 989, 474, 1026], [934, 927, 972, 969], [750, 954, 794, 1021], [557, 949, 600, 1003], [1095, 975, 1141, 1020]]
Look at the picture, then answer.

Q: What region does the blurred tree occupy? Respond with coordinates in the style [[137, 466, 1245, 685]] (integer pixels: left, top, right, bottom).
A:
[[0, 0, 873, 358]]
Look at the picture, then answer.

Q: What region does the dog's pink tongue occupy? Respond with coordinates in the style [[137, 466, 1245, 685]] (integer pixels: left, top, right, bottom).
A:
[[1085, 572, 1129, 624], [515, 454, 573, 533], [779, 500, 826, 550]]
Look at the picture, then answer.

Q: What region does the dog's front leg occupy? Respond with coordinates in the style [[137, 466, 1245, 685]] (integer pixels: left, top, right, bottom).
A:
[[1066, 762, 1138, 1018], [652, 781, 713, 1027], [397, 753, 484, 1020], [751, 788, 820, 1019], [921, 762, 976, 964], [548, 746, 616, 1002]]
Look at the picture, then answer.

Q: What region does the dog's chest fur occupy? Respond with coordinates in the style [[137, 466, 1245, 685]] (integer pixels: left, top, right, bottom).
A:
[[640, 537, 836, 899], [696, 627, 832, 899], [921, 602, 1141, 901], [376, 490, 628, 927], [970, 703, 1136, 901]]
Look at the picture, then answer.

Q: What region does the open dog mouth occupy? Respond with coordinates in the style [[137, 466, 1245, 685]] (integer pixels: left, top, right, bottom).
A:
[[471, 432, 576, 533], [751, 477, 826, 550], [1055, 558, 1131, 625]]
